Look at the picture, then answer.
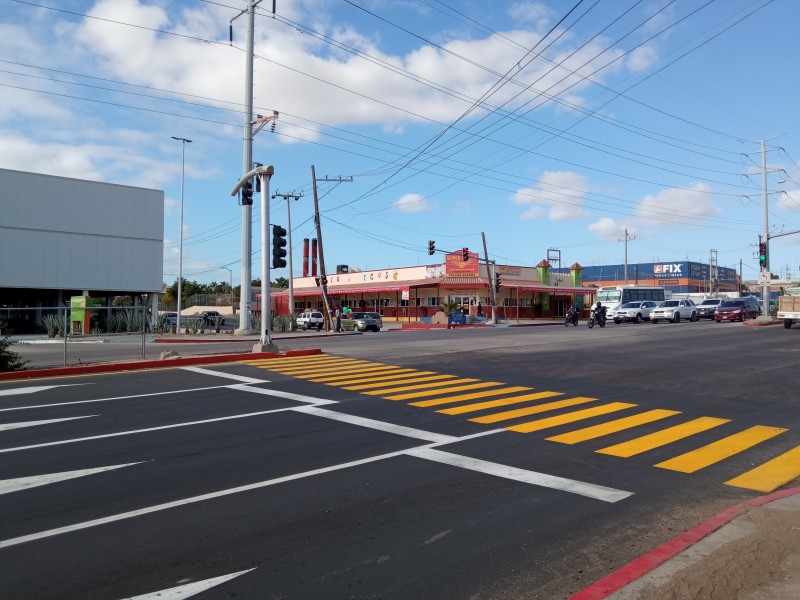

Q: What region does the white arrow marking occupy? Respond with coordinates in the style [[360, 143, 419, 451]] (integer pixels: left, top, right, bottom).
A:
[[0, 415, 95, 431], [0, 463, 142, 495], [120, 569, 255, 599], [0, 384, 88, 397]]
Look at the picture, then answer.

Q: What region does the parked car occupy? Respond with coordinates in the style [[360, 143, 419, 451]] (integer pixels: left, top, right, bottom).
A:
[[161, 312, 178, 329], [297, 311, 324, 331], [695, 298, 723, 320], [611, 301, 659, 324], [346, 311, 382, 332], [199, 310, 225, 325], [714, 298, 760, 322], [650, 299, 698, 323]]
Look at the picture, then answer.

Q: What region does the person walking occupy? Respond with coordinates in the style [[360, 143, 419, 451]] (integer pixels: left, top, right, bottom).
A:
[[477, 302, 483, 317], [335, 307, 342, 332]]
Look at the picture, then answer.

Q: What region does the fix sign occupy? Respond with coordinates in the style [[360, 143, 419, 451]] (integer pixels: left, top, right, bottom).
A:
[[654, 263, 682, 276]]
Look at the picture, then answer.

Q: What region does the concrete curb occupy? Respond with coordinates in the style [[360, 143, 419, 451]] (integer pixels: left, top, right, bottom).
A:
[[0, 348, 321, 381], [569, 485, 800, 599]]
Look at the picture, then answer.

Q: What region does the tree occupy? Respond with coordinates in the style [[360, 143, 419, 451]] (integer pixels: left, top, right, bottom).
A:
[[272, 276, 289, 288]]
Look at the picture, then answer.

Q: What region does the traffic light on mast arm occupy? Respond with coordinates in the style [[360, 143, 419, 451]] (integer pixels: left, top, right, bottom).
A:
[[428, 240, 436, 255], [241, 180, 253, 205], [272, 225, 288, 269], [462, 247, 469, 261], [758, 240, 767, 268]]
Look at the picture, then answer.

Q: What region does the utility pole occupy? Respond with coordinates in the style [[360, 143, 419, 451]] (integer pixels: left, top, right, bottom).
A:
[[481, 232, 497, 324], [310, 166, 352, 331], [709, 249, 718, 294], [272, 190, 302, 318], [619, 229, 635, 285]]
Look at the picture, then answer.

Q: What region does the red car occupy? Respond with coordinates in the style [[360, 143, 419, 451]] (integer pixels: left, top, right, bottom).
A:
[[714, 298, 760, 322]]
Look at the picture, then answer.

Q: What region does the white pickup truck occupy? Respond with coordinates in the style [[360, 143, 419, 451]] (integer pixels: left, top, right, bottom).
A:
[[777, 288, 800, 329]]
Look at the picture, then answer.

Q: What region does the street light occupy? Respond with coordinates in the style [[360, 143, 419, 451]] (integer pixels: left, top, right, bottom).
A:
[[171, 136, 192, 333], [221, 265, 233, 315]]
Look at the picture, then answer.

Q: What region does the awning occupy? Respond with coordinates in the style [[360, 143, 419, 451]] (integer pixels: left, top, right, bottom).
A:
[[437, 276, 488, 288], [507, 283, 593, 294]]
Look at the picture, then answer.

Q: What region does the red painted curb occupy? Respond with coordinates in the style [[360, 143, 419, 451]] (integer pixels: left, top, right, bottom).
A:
[[569, 485, 800, 600], [0, 348, 321, 381]]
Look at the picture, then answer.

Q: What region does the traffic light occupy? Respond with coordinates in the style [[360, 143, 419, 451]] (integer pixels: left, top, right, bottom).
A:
[[428, 240, 435, 256], [758, 241, 767, 268], [314, 276, 320, 286], [241, 180, 253, 205], [462, 247, 469, 261], [272, 224, 287, 268], [494, 272, 501, 293], [253, 163, 263, 192], [321, 275, 328, 286]]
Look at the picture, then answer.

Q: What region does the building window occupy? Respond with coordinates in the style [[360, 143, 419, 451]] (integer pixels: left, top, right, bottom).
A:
[[427, 296, 439, 306], [520, 298, 532, 307]]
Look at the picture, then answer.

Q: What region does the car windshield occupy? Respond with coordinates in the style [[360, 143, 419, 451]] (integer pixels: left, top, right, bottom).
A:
[[721, 301, 743, 307], [351, 312, 370, 319], [661, 301, 679, 307], [700, 300, 721, 306], [620, 302, 640, 309]]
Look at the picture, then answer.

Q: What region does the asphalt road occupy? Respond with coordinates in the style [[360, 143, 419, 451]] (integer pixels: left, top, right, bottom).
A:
[[1, 320, 798, 599]]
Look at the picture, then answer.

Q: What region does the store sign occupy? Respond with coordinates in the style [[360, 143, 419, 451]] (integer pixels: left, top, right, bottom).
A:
[[654, 263, 683, 278], [445, 251, 480, 276], [426, 265, 444, 279]]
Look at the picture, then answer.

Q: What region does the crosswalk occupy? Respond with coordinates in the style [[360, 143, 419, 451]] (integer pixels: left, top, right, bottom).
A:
[[242, 354, 800, 493]]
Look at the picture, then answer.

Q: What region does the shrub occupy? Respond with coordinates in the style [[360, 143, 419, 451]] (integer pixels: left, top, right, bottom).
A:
[[0, 333, 28, 372]]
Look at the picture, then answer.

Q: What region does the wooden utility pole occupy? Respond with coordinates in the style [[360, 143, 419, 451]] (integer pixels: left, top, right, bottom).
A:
[[310, 166, 352, 331], [482, 232, 497, 324]]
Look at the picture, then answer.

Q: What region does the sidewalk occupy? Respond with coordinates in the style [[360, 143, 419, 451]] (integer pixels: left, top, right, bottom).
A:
[[571, 486, 800, 599]]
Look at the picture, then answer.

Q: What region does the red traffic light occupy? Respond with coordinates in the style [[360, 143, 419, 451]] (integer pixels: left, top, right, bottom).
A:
[[462, 247, 469, 261]]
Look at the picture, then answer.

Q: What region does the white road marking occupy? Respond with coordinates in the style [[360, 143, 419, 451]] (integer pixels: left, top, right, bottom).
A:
[[180, 367, 269, 384], [0, 408, 300, 454], [0, 463, 142, 495], [0, 384, 88, 397], [294, 405, 458, 443], [232, 384, 338, 405], [0, 416, 95, 432], [0, 385, 234, 413], [405, 447, 632, 503], [120, 569, 255, 599]]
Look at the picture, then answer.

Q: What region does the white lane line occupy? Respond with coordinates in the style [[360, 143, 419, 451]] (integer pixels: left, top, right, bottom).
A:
[[120, 569, 255, 599], [0, 408, 300, 454], [293, 405, 458, 444], [0, 448, 411, 549], [232, 384, 338, 405], [180, 367, 269, 384], [0, 416, 96, 432], [0, 463, 143, 495], [0, 384, 88, 397], [405, 447, 632, 503], [0, 385, 234, 413]]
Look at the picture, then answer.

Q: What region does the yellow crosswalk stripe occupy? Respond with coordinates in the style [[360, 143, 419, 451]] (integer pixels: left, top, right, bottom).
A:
[[725, 445, 800, 492], [469, 397, 599, 424], [655, 425, 787, 473], [506, 403, 636, 433], [546, 409, 681, 444], [272, 361, 381, 375], [363, 378, 480, 396], [385, 382, 509, 401], [438, 391, 564, 415], [311, 369, 429, 384], [597, 417, 730, 458], [245, 355, 336, 366], [407, 386, 532, 407], [343, 374, 457, 390], [305, 367, 408, 382]]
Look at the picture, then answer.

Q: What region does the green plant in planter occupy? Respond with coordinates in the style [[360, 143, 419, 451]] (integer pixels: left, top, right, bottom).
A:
[[439, 301, 461, 317], [211, 315, 224, 333]]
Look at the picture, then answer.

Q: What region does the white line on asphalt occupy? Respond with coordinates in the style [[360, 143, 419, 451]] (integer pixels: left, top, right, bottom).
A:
[[120, 569, 255, 599], [0, 415, 96, 432], [0, 408, 300, 454], [405, 447, 633, 503], [231, 384, 338, 405], [0, 463, 143, 495], [0, 384, 89, 397], [293, 405, 458, 443], [0, 385, 234, 413], [180, 367, 269, 384]]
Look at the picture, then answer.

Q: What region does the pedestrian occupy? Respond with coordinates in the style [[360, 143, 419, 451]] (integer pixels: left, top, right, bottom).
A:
[[335, 307, 341, 332], [477, 302, 483, 317]]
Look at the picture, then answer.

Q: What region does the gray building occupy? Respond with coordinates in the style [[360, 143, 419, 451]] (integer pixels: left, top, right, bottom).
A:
[[0, 168, 164, 312]]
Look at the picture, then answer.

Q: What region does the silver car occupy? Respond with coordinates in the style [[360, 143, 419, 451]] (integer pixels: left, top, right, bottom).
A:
[[611, 301, 659, 324], [650, 299, 698, 323], [350, 311, 382, 332]]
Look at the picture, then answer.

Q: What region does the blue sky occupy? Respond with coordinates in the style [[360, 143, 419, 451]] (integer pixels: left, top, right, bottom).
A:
[[2, 0, 799, 287]]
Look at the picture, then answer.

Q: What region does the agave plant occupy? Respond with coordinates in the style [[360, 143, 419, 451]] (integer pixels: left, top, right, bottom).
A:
[[41, 314, 63, 338]]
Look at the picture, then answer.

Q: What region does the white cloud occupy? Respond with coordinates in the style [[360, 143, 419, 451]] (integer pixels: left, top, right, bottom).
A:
[[508, 2, 552, 30], [636, 183, 719, 224], [514, 170, 591, 220], [627, 44, 659, 72], [392, 193, 431, 212], [588, 217, 628, 241]]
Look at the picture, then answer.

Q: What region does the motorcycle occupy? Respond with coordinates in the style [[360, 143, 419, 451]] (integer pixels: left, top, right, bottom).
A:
[[587, 306, 606, 328], [564, 306, 579, 327]]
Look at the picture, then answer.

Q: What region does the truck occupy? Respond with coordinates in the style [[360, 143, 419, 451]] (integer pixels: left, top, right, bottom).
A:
[[777, 287, 800, 328]]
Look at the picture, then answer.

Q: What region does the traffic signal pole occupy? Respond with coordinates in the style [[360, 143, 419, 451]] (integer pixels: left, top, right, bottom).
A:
[[482, 232, 497, 324]]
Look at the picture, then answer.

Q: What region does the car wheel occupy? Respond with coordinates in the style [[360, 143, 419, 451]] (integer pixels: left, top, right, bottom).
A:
[[652, 319, 659, 324], [613, 319, 621, 324], [691, 312, 697, 322], [672, 313, 680, 323], [784, 320, 793, 329], [635, 313, 643, 323]]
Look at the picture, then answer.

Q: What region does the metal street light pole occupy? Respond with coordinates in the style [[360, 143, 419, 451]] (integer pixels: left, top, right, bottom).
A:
[[221, 265, 233, 315], [171, 136, 192, 334]]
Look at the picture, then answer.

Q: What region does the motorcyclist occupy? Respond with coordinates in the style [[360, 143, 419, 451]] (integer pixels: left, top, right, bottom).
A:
[[595, 301, 606, 324]]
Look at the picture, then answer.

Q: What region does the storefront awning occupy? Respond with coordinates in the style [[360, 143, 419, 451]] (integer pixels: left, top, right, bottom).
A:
[[507, 283, 593, 294]]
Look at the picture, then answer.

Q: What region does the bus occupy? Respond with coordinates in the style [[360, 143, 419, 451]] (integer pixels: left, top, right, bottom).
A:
[[591, 285, 668, 313]]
